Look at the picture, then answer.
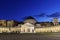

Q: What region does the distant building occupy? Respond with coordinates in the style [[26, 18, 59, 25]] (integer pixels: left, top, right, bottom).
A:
[[0, 20, 7, 27], [42, 22, 51, 27], [7, 20, 16, 27], [35, 22, 41, 28], [24, 16, 37, 24], [53, 18, 59, 26]]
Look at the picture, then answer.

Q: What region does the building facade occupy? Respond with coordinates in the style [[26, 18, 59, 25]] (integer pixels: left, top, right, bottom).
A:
[[53, 18, 59, 26], [7, 20, 17, 27], [0, 20, 7, 27]]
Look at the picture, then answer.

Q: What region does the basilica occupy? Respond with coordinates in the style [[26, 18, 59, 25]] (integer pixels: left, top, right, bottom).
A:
[[0, 16, 59, 33]]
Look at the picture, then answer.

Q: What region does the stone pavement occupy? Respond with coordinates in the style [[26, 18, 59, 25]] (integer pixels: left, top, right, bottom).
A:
[[0, 33, 60, 40]]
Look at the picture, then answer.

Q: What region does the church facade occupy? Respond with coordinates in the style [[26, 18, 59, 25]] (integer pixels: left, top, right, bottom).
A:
[[20, 23, 35, 33]]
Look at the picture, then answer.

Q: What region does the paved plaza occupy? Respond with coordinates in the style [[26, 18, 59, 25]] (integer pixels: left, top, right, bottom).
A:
[[0, 33, 60, 40]]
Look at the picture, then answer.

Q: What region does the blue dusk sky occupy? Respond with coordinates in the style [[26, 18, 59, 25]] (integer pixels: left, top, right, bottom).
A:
[[0, 0, 60, 22]]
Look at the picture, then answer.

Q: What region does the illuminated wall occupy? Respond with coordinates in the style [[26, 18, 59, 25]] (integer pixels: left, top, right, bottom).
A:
[[35, 26, 60, 32], [0, 27, 21, 33]]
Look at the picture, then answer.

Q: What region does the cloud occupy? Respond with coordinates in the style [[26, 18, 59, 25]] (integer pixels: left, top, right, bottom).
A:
[[21, 12, 60, 22], [47, 12, 60, 17]]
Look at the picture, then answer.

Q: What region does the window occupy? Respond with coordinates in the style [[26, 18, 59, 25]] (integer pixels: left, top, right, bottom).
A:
[[32, 29, 34, 32], [23, 29, 25, 32]]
